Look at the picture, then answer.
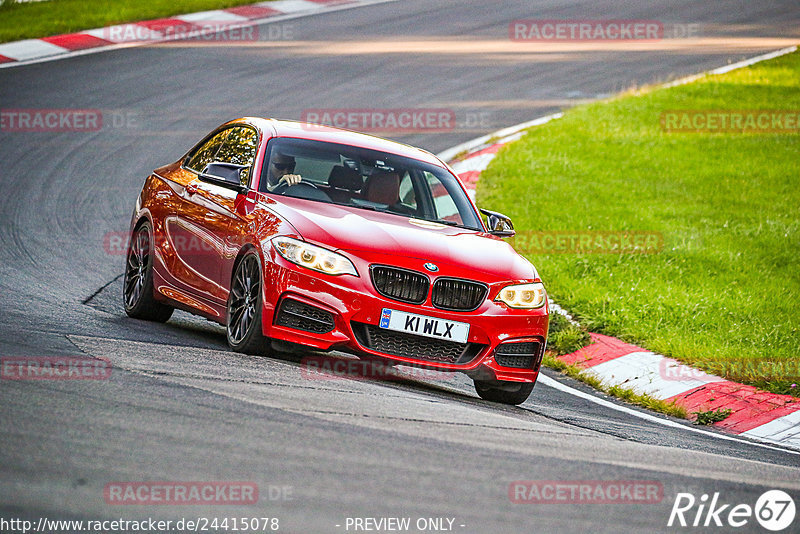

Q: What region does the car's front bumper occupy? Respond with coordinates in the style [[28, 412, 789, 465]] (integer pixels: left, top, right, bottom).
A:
[[258, 246, 549, 383]]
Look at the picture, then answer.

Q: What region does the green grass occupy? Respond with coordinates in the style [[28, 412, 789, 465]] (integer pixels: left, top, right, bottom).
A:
[[693, 408, 733, 425], [0, 0, 273, 43], [546, 312, 591, 356], [481, 51, 800, 397]]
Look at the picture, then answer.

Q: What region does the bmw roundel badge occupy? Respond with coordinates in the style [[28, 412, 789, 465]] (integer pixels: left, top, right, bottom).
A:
[[424, 263, 439, 272]]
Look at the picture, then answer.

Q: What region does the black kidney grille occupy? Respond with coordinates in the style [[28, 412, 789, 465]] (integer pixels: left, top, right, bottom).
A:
[[494, 341, 543, 369], [275, 298, 335, 334], [351, 322, 484, 365], [370, 266, 429, 304], [432, 278, 488, 311]]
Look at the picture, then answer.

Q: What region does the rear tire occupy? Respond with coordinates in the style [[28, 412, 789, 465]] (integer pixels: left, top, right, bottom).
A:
[[123, 222, 174, 322], [227, 252, 269, 355], [474, 379, 534, 405]]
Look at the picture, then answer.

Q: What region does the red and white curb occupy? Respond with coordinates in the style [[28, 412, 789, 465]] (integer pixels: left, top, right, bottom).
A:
[[560, 334, 799, 449], [439, 46, 800, 452], [441, 113, 562, 200], [0, 0, 396, 68]]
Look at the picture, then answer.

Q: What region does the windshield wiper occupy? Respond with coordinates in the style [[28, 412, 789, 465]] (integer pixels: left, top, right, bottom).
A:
[[340, 202, 387, 213], [431, 219, 479, 230]]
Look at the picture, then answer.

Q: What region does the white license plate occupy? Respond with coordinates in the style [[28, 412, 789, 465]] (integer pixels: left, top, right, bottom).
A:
[[378, 308, 470, 344]]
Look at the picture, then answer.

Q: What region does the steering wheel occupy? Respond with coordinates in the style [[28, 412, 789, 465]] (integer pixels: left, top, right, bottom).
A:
[[271, 180, 319, 194]]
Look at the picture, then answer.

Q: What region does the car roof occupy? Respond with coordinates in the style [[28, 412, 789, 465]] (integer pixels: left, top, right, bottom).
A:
[[234, 117, 445, 167]]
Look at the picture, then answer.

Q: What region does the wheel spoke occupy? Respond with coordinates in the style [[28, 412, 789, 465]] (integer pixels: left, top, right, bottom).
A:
[[237, 307, 250, 341], [240, 307, 250, 333], [237, 267, 247, 292], [125, 274, 142, 307], [230, 305, 245, 329], [133, 233, 147, 264], [228, 300, 246, 317], [126, 252, 138, 271], [228, 255, 262, 345], [124, 271, 140, 296], [230, 284, 245, 300], [124, 228, 151, 309]]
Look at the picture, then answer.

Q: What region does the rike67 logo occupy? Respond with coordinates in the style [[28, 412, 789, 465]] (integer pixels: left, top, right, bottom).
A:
[[668, 490, 796, 531]]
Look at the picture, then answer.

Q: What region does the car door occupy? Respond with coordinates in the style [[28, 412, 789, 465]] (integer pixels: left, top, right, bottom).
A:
[[172, 126, 258, 307]]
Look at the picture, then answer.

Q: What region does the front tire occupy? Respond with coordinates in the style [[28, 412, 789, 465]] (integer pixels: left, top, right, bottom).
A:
[[123, 222, 174, 322], [227, 252, 269, 354], [474, 379, 534, 405]]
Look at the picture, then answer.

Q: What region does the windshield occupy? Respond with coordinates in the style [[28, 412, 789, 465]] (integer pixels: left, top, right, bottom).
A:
[[259, 137, 483, 230]]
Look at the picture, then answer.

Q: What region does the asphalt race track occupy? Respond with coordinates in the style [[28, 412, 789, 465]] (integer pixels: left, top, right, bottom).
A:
[[1, 1, 799, 532]]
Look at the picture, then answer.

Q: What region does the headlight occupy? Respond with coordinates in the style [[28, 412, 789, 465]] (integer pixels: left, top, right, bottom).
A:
[[495, 282, 546, 309], [272, 236, 358, 276]]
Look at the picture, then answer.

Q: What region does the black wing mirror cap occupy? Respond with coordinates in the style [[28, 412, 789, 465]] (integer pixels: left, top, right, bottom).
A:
[[479, 208, 516, 238], [198, 162, 249, 194]]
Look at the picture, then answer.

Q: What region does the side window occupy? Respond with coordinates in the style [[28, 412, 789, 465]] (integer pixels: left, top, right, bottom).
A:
[[215, 127, 258, 186], [424, 171, 463, 224], [398, 172, 417, 210], [185, 130, 228, 173]]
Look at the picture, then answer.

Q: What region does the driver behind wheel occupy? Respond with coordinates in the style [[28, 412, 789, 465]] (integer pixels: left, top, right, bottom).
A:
[[266, 153, 302, 191]]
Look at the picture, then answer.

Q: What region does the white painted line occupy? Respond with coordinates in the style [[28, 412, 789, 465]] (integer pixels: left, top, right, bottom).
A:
[[258, 0, 322, 13], [537, 374, 800, 455], [661, 46, 798, 88], [0, 0, 401, 69], [439, 48, 799, 163], [742, 410, 800, 449], [82, 27, 118, 40], [0, 39, 67, 61], [711, 45, 798, 75], [547, 300, 580, 325], [495, 131, 525, 145], [175, 11, 250, 23], [437, 112, 562, 162], [449, 152, 496, 175], [585, 351, 725, 400], [84, 25, 164, 43]]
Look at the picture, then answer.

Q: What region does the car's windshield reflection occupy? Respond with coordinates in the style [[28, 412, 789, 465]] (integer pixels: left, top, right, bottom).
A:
[[259, 137, 482, 231]]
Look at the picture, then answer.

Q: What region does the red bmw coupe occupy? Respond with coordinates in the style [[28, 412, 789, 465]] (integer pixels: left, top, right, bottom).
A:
[[124, 118, 549, 404]]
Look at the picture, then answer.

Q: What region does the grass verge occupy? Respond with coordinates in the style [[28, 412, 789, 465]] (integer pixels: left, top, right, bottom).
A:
[[546, 311, 591, 355], [0, 0, 273, 43], [693, 408, 733, 425], [481, 50, 800, 398]]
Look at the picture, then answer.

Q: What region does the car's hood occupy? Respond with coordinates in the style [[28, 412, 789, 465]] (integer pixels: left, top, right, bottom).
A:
[[264, 197, 537, 281]]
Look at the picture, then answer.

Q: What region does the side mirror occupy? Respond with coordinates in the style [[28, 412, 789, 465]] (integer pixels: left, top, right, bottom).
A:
[[198, 162, 249, 194], [480, 208, 515, 237]]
